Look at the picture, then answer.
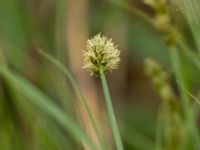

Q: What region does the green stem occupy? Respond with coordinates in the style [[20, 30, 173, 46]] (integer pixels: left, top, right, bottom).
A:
[[99, 68, 123, 150]]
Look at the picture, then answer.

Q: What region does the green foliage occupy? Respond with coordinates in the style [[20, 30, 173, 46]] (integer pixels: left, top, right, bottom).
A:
[[1, 0, 200, 149]]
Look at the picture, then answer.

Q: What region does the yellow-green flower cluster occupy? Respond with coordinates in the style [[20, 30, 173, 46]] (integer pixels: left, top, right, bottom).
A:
[[143, 0, 178, 45], [145, 58, 183, 149], [145, 58, 176, 102], [83, 33, 120, 76]]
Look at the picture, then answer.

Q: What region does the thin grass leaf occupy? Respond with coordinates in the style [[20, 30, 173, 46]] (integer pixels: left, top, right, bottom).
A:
[[188, 93, 200, 106], [187, 50, 200, 71], [177, 81, 200, 106], [177, 0, 200, 53], [38, 49, 108, 150], [169, 46, 200, 149], [0, 67, 98, 150]]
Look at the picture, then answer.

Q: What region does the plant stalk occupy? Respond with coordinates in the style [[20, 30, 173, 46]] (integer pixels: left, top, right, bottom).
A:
[[99, 68, 123, 150]]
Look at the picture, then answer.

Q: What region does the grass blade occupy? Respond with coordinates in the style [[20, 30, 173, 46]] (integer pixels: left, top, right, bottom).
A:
[[38, 49, 108, 150], [0, 67, 97, 150]]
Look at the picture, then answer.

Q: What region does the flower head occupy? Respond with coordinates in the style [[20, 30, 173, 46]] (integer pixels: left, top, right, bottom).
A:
[[83, 33, 120, 76]]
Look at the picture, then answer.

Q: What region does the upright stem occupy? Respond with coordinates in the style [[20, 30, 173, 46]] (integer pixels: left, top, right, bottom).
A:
[[99, 68, 124, 150]]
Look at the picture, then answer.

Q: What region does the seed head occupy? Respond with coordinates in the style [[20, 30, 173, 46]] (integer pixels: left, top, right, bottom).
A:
[[83, 33, 120, 76]]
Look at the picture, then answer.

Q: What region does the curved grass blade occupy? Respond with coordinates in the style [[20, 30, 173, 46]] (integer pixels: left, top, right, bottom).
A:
[[38, 49, 108, 150], [0, 67, 98, 150]]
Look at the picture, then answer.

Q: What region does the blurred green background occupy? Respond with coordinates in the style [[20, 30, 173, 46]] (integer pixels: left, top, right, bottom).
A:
[[1, 0, 199, 149]]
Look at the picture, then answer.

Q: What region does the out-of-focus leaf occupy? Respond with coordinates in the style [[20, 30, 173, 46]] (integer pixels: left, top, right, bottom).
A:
[[0, 67, 97, 150]]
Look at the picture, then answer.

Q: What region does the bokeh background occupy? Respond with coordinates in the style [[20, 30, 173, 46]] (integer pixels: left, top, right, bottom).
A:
[[0, 0, 196, 149]]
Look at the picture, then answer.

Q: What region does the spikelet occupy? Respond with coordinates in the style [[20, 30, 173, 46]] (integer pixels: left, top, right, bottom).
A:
[[83, 33, 120, 76]]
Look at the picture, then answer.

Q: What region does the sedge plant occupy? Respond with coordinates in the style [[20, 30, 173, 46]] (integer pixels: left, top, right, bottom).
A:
[[83, 33, 123, 150]]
